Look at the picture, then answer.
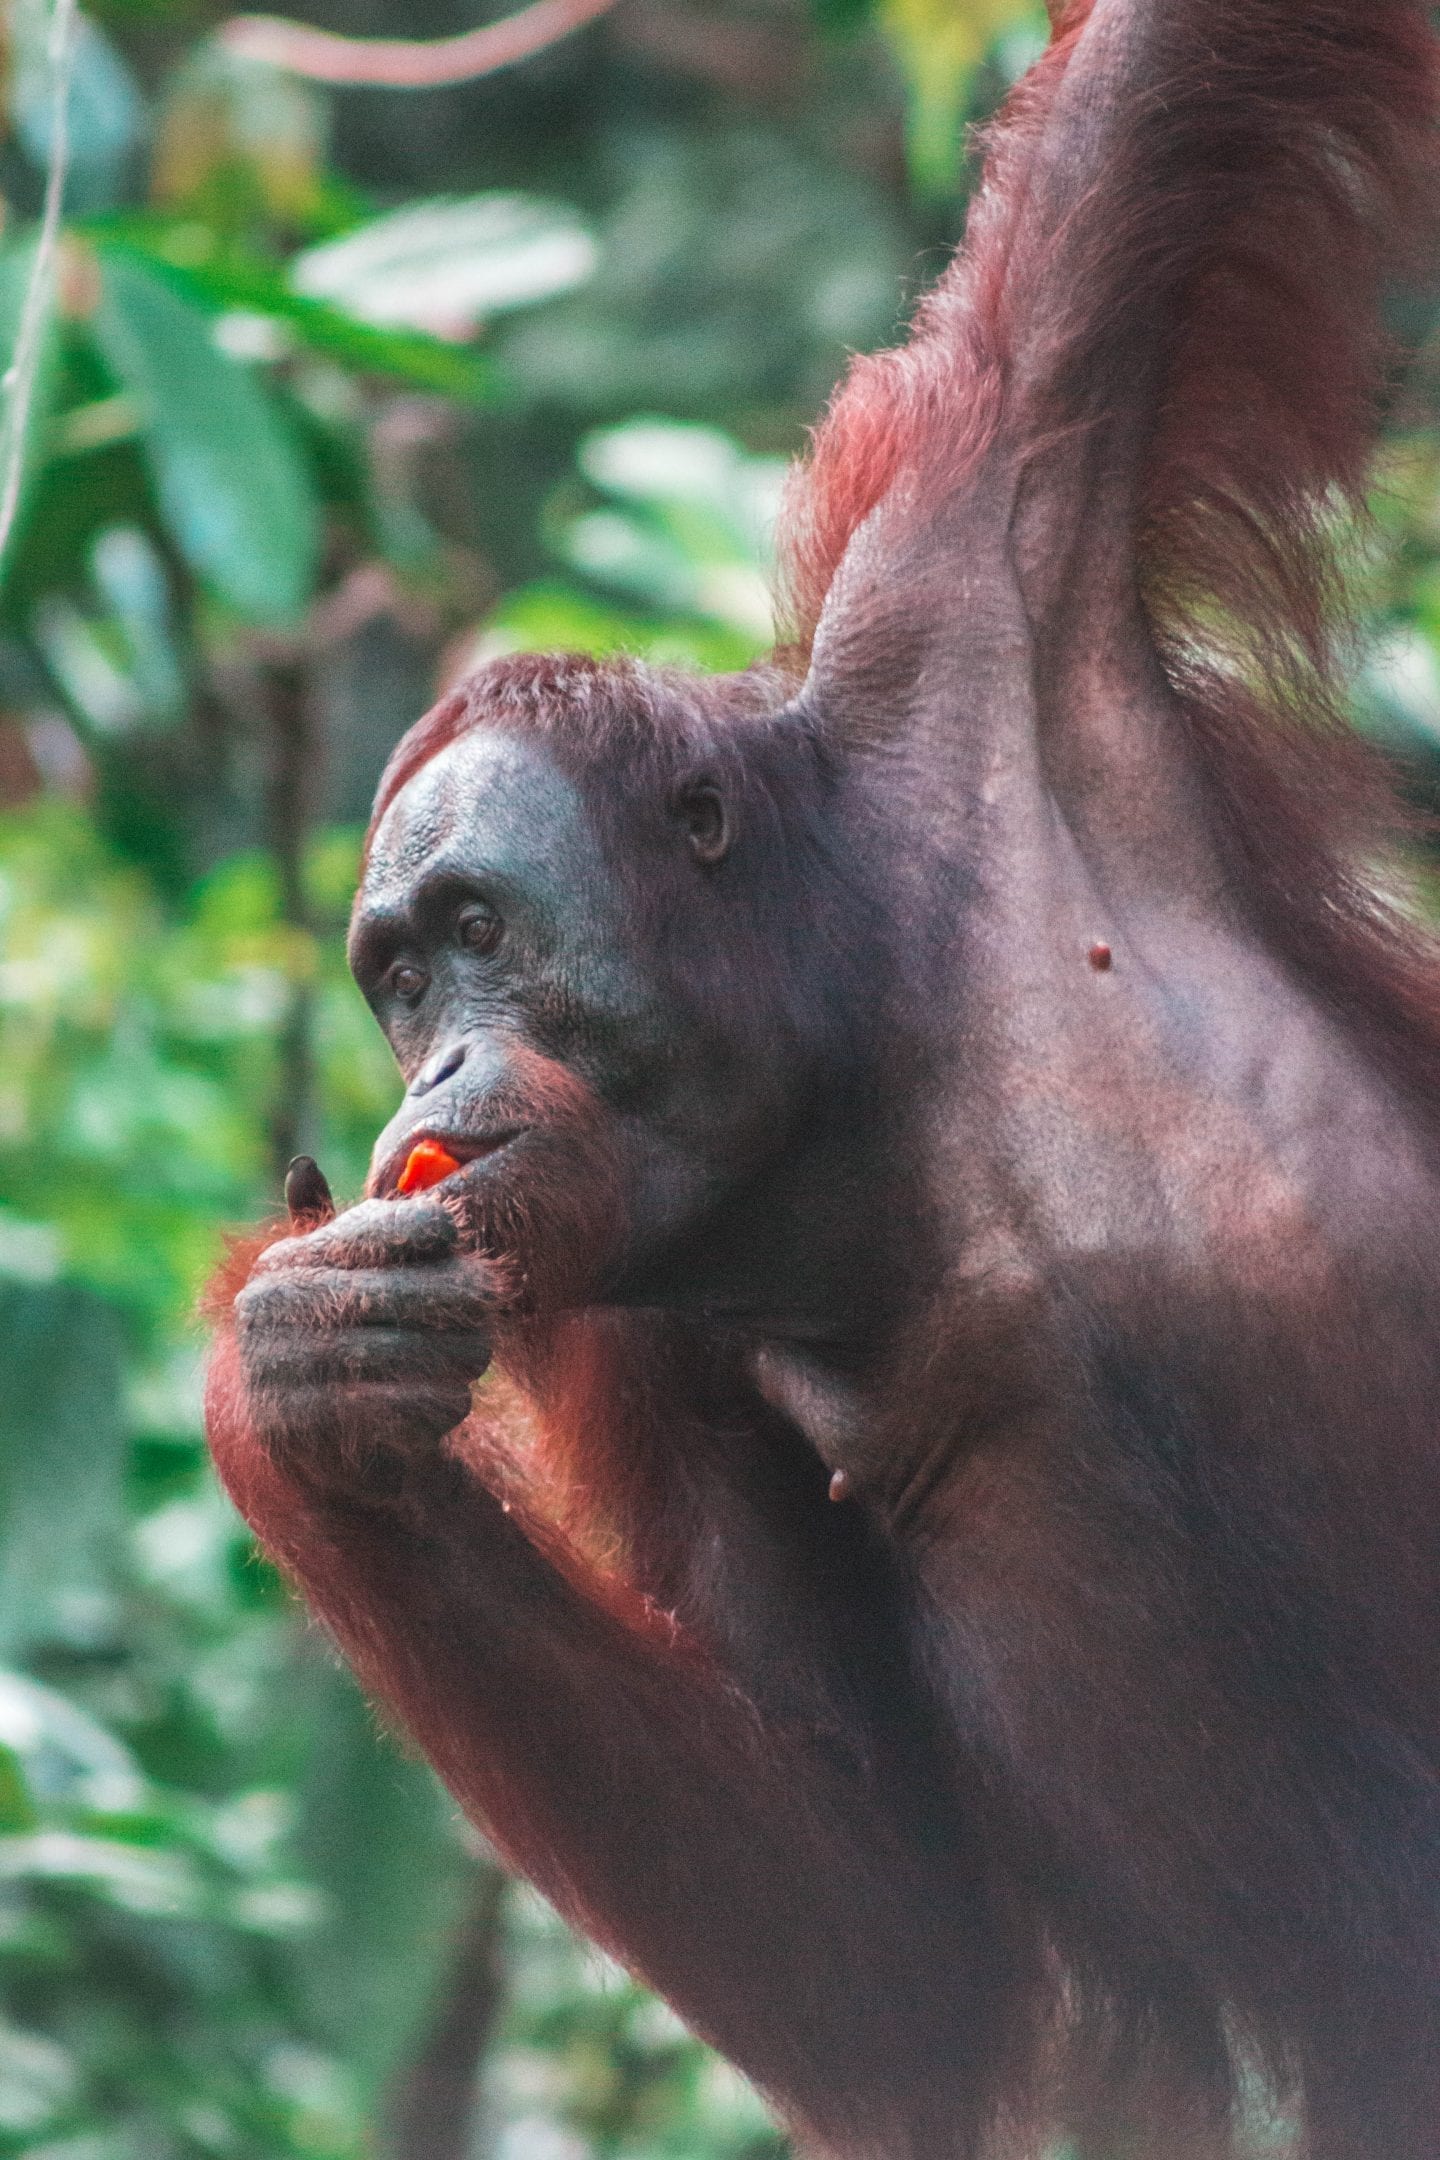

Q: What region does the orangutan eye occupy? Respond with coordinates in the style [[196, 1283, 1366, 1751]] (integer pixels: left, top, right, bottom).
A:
[[387, 962, 429, 1002], [456, 902, 503, 955]]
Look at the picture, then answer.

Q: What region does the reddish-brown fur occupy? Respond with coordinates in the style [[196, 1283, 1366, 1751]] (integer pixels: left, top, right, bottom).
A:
[[782, 0, 1440, 1089], [207, 4, 1440, 2155]]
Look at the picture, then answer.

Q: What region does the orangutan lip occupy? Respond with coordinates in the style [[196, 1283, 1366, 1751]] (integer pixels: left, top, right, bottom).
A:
[[439, 1128, 524, 1165], [383, 1128, 525, 1196], [418, 1123, 526, 1175]]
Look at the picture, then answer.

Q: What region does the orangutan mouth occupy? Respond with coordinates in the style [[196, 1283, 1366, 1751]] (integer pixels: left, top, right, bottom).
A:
[[394, 1130, 523, 1195]]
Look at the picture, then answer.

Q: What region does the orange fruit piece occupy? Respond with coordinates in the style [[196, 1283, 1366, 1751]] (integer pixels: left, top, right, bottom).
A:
[[397, 1139, 462, 1194]]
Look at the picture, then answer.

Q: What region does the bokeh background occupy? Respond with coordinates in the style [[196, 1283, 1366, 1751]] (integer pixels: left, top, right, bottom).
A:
[[2, 0, 1440, 2153]]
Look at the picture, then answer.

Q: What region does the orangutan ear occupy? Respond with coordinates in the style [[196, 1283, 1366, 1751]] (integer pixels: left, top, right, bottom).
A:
[[672, 778, 733, 867]]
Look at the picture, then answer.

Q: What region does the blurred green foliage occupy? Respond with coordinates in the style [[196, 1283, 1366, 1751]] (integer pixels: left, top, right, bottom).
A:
[[2, 0, 1439, 2154]]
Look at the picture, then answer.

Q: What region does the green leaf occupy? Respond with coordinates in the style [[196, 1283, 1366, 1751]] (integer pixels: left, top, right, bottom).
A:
[[482, 579, 767, 671], [545, 422, 782, 646], [88, 249, 320, 623], [205, 264, 500, 403], [0, 1743, 37, 1834], [0, 2018, 78, 2139], [0, 1828, 205, 1915], [86, 226, 499, 403], [879, 0, 1039, 196], [578, 420, 785, 541], [0, 1673, 142, 1814], [289, 195, 596, 337], [0, 239, 62, 583], [10, 9, 145, 212]]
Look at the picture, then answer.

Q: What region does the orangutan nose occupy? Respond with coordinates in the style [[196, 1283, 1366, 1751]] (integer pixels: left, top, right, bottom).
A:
[[409, 1040, 467, 1096]]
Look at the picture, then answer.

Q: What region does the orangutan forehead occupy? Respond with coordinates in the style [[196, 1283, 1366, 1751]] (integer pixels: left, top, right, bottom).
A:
[[360, 726, 608, 916]]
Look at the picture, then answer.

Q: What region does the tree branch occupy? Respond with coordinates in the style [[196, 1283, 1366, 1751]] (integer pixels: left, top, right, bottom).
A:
[[219, 0, 619, 88], [382, 1864, 509, 2160], [0, 0, 79, 572], [258, 655, 318, 1183]]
